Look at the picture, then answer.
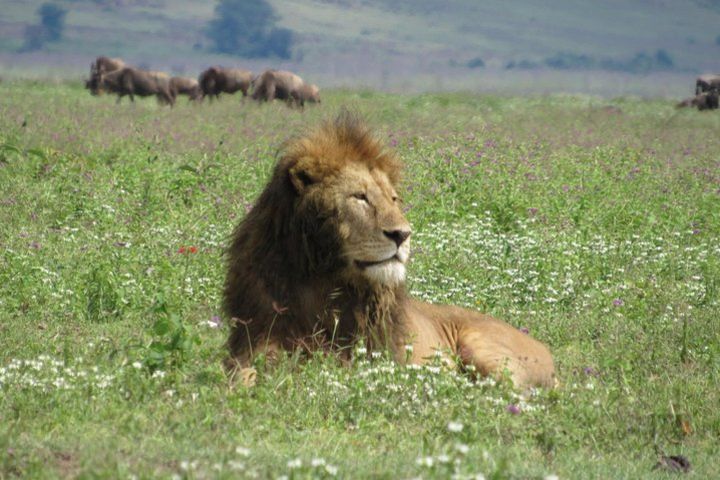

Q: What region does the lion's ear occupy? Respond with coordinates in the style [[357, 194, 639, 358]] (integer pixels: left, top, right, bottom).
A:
[[288, 162, 318, 194]]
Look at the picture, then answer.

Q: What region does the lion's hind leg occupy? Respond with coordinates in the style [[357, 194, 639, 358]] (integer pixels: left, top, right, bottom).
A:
[[456, 323, 556, 389], [225, 335, 283, 388], [225, 356, 258, 388]]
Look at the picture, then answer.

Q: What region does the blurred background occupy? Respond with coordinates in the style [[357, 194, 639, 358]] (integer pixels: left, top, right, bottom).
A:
[[1, 0, 719, 97]]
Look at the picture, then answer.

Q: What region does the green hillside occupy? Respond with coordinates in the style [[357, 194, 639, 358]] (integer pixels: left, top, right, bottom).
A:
[[1, 0, 719, 95]]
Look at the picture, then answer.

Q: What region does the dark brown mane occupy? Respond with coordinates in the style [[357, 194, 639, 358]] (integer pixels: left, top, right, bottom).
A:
[[223, 113, 405, 361]]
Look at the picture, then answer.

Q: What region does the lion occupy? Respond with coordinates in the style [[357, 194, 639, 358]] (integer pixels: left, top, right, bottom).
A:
[[223, 112, 556, 389]]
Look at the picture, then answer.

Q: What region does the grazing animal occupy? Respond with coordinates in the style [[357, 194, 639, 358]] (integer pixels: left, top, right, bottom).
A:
[[198, 67, 253, 100], [170, 76, 202, 101], [85, 56, 126, 93], [290, 83, 322, 109], [676, 92, 719, 111], [91, 56, 126, 76], [695, 74, 720, 95], [94, 67, 175, 106], [223, 113, 556, 389], [252, 69, 321, 108]]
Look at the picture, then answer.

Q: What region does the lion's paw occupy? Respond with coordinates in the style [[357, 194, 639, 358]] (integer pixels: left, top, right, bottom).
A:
[[238, 367, 257, 388]]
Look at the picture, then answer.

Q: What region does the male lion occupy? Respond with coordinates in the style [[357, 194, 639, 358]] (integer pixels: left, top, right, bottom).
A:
[[224, 113, 555, 389]]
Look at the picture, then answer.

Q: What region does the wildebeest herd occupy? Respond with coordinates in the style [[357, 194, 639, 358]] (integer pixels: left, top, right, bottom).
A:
[[84, 55, 321, 109], [84, 55, 717, 112], [676, 73, 720, 111]]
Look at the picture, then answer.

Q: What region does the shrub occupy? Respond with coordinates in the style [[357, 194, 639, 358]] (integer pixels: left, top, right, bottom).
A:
[[205, 0, 293, 59]]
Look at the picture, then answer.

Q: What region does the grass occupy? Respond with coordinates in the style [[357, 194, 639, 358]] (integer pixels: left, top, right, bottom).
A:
[[0, 81, 719, 478]]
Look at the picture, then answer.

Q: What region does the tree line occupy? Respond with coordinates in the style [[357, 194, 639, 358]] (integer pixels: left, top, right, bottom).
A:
[[22, 0, 294, 60]]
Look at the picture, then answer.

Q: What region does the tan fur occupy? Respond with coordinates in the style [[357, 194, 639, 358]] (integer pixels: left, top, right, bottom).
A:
[[223, 112, 555, 389], [252, 69, 321, 108], [198, 67, 253, 100], [95, 67, 175, 106], [677, 92, 719, 111], [170, 76, 201, 101], [85, 56, 126, 94], [695, 74, 720, 95]]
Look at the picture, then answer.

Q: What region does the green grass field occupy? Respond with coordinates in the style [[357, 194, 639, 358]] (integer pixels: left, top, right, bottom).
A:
[[1, 83, 719, 478]]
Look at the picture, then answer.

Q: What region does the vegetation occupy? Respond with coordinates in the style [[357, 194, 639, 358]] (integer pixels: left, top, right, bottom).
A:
[[206, 0, 293, 59], [20, 2, 67, 51], [466, 57, 485, 69], [507, 49, 675, 73], [0, 82, 719, 478]]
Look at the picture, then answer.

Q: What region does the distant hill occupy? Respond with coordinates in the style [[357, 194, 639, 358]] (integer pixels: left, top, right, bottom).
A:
[[1, 0, 719, 96]]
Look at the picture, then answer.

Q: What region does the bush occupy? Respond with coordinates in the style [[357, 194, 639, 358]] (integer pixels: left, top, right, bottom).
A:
[[535, 49, 676, 73], [466, 57, 485, 69], [20, 2, 66, 51], [39, 3, 67, 42], [544, 52, 594, 70], [206, 0, 293, 58], [505, 59, 540, 70]]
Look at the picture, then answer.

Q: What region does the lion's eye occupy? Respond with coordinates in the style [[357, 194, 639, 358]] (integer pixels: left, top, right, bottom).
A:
[[352, 193, 369, 203], [392, 196, 399, 203]]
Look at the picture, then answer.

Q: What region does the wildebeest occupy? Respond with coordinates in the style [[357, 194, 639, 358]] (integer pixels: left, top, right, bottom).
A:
[[677, 92, 719, 111], [198, 67, 253, 100], [85, 56, 126, 93], [92, 67, 175, 106], [290, 83, 322, 108], [92, 56, 126, 76], [170, 76, 202, 102], [695, 74, 720, 95], [252, 69, 321, 108]]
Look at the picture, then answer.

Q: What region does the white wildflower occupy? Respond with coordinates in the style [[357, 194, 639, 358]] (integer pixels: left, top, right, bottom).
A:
[[235, 446, 251, 457], [455, 443, 470, 455], [447, 421, 464, 433], [416, 456, 434, 467]]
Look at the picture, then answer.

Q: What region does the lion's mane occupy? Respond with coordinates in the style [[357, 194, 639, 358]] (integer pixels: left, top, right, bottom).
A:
[[223, 113, 406, 360]]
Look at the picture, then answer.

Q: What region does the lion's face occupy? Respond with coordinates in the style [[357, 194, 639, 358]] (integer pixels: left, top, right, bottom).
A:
[[330, 164, 411, 287], [292, 160, 411, 288]]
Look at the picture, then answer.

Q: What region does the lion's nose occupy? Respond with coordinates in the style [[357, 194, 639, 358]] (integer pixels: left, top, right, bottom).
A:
[[384, 229, 411, 247]]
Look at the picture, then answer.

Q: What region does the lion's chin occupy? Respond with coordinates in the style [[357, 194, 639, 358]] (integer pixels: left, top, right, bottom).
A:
[[362, 260, 406, 287]]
